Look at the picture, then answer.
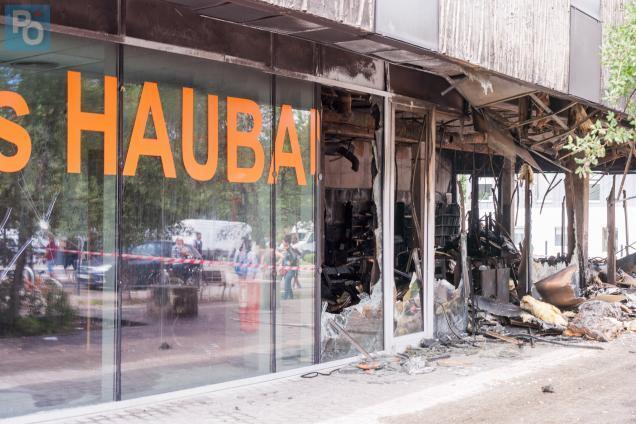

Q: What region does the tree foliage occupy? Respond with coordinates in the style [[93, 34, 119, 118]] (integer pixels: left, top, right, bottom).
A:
[[564, 1, 636, 176]]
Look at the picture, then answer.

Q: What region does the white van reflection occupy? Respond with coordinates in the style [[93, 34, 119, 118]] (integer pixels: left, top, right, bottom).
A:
[[177, 219, 252, 261]]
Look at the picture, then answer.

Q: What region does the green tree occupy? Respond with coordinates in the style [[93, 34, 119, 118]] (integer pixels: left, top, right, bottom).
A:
[[565, 1, 636, 175]]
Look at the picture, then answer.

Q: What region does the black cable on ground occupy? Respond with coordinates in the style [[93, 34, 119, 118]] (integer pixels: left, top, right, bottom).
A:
[[301, 368, 342, 378]]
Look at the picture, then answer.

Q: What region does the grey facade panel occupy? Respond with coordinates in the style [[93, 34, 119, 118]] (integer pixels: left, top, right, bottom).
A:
[[569, 7, 602, 103], [572, 0, 601, 19], [375, 0, 438, 51]]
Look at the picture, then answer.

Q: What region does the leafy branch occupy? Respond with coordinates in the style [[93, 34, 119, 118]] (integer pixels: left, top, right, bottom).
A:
[[565, 1, 636, 175]]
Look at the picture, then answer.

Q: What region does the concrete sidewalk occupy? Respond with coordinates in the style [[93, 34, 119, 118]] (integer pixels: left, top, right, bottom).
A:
[[6, 335, 633, 424]]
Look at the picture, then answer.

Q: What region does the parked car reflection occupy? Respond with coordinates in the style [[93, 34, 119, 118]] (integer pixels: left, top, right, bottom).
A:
[[77, 240, 202, 290]]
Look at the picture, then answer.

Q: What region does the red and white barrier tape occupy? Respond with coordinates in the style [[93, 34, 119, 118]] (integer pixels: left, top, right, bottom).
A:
[[54, 248, 315, 272]]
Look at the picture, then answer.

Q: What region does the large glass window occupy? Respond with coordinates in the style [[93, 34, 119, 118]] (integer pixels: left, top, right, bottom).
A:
[[274, 77, 317, 370], [0, 24, 361, 420], [119, 47, 276, 398], [0, 30, 117, 417]]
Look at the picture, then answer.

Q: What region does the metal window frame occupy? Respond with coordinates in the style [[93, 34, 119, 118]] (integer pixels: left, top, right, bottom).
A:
[[384, 98, 436, 352]]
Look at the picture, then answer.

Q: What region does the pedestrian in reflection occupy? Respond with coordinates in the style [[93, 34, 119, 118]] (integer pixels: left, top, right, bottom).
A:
[[234, 237, 257, 280], [172, 237, 189, 258], [291, 233, 302, 289], [45, 233, 57, 277], [259, 240, 274, 276], [281, 235, 300, 300], [194, 232, 203, 257]]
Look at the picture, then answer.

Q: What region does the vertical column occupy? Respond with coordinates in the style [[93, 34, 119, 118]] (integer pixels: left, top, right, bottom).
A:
[[523, 179, 532, 296], [382, 97, 395, 351], [500, 158, 515, 235], [423, 108, 436, 339], [564, 171, 576, 260], [572, 172, 590, 288], [470, 171, 479, 239], [608, 176, 616, 284]]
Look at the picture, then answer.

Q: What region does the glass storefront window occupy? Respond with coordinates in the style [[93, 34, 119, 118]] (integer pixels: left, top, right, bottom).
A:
[[0, 21, 383, 420], [274, 77, 317, 370], [120, 47, 275, 398], [0, 30, 117, 417]]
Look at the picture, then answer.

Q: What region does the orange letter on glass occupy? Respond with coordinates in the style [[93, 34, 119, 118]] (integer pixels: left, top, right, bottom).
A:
[[0, 91, 31, 173], [227, 97, 264, 183], [123, 82, 176, 178], [67, 71, 117, 175], [182, 88, 218, 181], [268, 104, 306, 186]]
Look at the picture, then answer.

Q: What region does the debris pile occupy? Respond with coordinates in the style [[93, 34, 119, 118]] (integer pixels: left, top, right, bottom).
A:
[[564, 301, 626, 342], [465, 252, 636, 346]]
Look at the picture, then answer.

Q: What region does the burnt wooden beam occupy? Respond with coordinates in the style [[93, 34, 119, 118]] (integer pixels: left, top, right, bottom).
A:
[[529, 93, 569, 131], [507, 102, 577, 130]]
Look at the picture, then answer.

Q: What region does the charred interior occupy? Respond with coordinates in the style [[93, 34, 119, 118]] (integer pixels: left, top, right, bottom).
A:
[[393, 109, 428, 336], [320, 87, 384, 360]]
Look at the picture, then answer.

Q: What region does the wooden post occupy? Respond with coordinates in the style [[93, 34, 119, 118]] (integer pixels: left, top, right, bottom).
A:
[[523, 179, 532, 296], [572, 172, 590, 288], [564, 172, 576, 261], [624, 190, 630, 255], [608, 176, 616, 284], [500, 158, 515, 235]]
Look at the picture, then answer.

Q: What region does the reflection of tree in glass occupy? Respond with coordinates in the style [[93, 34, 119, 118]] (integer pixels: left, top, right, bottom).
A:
[[121, 85, 273, 249], [0, 68, 107, 328]]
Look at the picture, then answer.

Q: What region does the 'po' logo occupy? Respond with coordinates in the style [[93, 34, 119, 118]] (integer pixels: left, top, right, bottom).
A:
[[4, 5, 50, 51]]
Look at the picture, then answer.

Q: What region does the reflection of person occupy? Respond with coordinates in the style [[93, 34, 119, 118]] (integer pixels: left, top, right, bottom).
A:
[[45, 233, 57, 277], [171, 237, 189, 258], [281, 235, 300, 300], [291, 234, 301, 289], [234, 238, 257, 280], [194, 232, 203, 256], [260, 241, 274, 274]]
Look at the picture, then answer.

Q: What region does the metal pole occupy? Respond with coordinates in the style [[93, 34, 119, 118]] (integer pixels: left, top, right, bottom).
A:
[[607, 176, 616, 284], [561, 196, 565, 257], [624, 190, 630, 255]]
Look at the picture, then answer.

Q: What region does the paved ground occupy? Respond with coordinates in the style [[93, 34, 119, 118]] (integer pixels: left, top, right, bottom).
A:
[[7, 333, 636, 424]]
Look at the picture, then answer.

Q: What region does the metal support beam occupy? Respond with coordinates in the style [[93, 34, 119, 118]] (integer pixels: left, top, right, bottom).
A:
[[624, 190, 631, 256], [608, 177, 616, 284]]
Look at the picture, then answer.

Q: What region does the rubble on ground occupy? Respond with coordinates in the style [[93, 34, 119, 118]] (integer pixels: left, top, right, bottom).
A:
[[564, 301, 626, 342]]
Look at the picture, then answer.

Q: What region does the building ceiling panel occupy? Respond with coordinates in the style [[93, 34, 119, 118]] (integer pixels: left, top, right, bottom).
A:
[[454, 73, 534, 107], [198, 3, 276, 23], [250, 15, 325, 33], [406, 57, 464, 76], [167, 0, 226, 8], [335, 38, 393, 54], [372, 49, 426, 63], [295, 28, 361, 44]]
